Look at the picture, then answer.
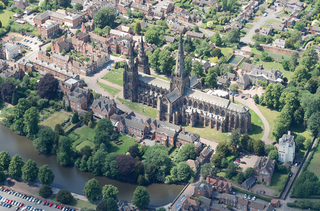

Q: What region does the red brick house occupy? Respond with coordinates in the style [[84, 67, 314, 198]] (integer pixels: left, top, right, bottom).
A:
[[254, 157, 275, 186], [178, 10, 194, 23], [64, 87, 90, 112], [59, 77, 82, 95], [206, 177, 232, 193], [91, 97, 117, 119], [131, 3, 151, 15], [237, 198, 249, 211], [176, 131, 200, 147], [117, 115, 147, 138], [194, 182, 212, 198], [219, 193, 237, 207], [155, 127, 177, 146]]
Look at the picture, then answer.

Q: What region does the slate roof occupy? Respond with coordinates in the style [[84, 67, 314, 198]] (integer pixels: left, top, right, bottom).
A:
[[167, 88, 181, 103], [156, 127, 176, 137], [241, 175, 256, 188], [122, 117, 146, 131], [190, 74, 200, 88], [199, 196, 211, 205], [250, 201, 265, 210], [92, 97, 115, 112], [272, 23, 285, 31], [177, 131, 200, 143], [221, 193, 237, 201], [140, 20, 147, 28], [238, 198, 248, 207], [165, 36, 175, 43]]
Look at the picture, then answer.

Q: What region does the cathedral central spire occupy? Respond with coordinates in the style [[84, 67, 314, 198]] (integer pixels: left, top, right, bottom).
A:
[[128, 41, 135, 69], [175, 34, 186, 78]]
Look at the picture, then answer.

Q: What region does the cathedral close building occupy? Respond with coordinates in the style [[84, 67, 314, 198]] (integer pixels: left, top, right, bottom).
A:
[[123, 35, 251, 133]]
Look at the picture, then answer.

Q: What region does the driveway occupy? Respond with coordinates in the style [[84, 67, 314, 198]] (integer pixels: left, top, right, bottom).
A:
[[251, 184, 275, 196], [238, 154, 259, 172]]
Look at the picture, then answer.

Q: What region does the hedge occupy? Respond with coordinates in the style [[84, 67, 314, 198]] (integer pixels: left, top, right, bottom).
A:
[[232, 186, 272, 202]]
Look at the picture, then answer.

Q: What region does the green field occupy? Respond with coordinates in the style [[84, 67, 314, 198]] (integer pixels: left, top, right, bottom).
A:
[[251, 48, 291, 60], [69, 126, 95, 149], [266, 20, 282, 24], [307, 142, 320, 178], [265, 172, 288, 197], [0, 10, 15, 27], [252, 59, 294, 80], [220, 47, 233, 56], [40, 112, 71, 129], [103, 68, 124, 86], [184, 125, 230, 142], [51, 195, 96, 210], [117, 98, 157, 118], [97, 82, 121, 97], [245, 24, 253, 29], [109, 136, 138, 154]]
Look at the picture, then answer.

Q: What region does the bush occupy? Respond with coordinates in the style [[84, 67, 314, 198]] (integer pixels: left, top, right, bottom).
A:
[[56, 189, 73, 204], [39, 185, 53, 198]]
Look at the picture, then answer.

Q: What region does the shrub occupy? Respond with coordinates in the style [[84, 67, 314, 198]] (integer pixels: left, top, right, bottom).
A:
[[39, 185, 53, 198], [56, 189, 73, 204]]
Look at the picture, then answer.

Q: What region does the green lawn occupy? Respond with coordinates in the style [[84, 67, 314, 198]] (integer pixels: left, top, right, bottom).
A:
[[278, 13, 289, 17], [236, 101, 264, 140], [266, 20, 282, 24], [109, 136, 138, 154], [251, 48, 291, 60], [40, 112, 71, 129], [256, 105, 280, 141], [184, 125, 230, 142], [0, 10, 15, 27], [117, 98, 157, 119], [151, 74, 171, 82], [265, 172, 288, 197], [103, 68, 124, 86], [254, 17, 260, 22], [245, 24, 253, 29], [51, 195, 96, 210], [69, 126, 95, 149], [307, 142, 320, 178], [252, 59, 294, 80], [97, 82, 121, 97], [220, 47, 233, 57]]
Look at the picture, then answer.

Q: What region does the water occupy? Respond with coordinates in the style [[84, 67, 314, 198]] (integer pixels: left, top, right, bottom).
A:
[[0, 124, 184, 206], [228, 55, 243, 65]]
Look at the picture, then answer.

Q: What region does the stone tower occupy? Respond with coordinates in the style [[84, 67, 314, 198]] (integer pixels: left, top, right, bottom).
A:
[[123, 41, 138, 102], [170, 34, 190, 95], [138, 36, 150, 75]]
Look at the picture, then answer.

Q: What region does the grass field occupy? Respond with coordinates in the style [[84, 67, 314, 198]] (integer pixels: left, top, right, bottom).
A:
[[184, 125, 230, 142], [0, 10, 15, 27], [307, 142, 320, 178], [220, 47, 233, 56], [109, 136, 138, 154], [51, 195, 96, 210], [265, 172, 288, 197], [252, 60, 294, 80], [40, 112, 70, 129], [103, 68, 124, 86], [117, 98, 157, 118], [97, 82, 121, 97], [251, 48, 291, 60], [266, 20, 282, 24], [69, 126, 95, 149], [245, 24, 253, 29], [256, 105, 280, 141]]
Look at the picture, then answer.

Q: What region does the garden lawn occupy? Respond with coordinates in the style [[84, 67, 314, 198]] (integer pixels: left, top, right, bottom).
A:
[[103, 68, 124, 86], [307, 142, 320, 178], [117, 98, 157, 119], [40, 112, 70, 129], [265, 172, 288, 197], [51, 196, 96, 210], [109, 136, 137, 154], [236, 101, 264, 140], [245, 24, 253, 29], [220, 47, 233, 57], [184, 125, 230, 142], [252, 60, 294, 80], [0, 10, 15, 27], [266, 20, 282, 24], [97, 82, 121, 97], [256, 105, 280, 141], [69, 126, 95, 149]]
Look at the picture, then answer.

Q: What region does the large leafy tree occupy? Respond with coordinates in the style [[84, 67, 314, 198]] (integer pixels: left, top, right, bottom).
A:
[[83, 178, 102, 201], [158, 50, 174, 74], [1, 82, 16, 103], [177, 143, 197, 162], [170, 162, 193, 183], [33, 127, 55, 154], [23, 107, 39, 138], [37, 73, 58, 99], [115, 154, 138, 183], [308, 111, 320, 137], [104, 153, 119, 179], [200, 163, 213, 178], [57, 136, 73, 166], [149, 48, 160, 71], [254, 140, 265, 156], [93, 7, 115, 29], [39, 185, 53, 198], [38, 164, 55, 185], [13, 98, 31, 120], [145, 29, 160, 45], [102, 185, 119, 199], [22, 159, 38, 182], [127, 145, 140, 158], [56, 189, 73, 204], [225, 28, 240, 44], [94, 119, 113, 146], [8, 154, 24, 179], [0, 151, 11, 170], [131, 186, 150, 209], [205, 67, 217, 88]]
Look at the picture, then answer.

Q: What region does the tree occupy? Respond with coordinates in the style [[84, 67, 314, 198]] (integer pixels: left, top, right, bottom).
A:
[[96, 199, 108, 211], [11, 92, 18, 105], [74, 2, 83, 10], [305, 139, 312, 150], [33, 127, 55, 154], [102, 185, 119, 199], [0, 171, 7, 183], [253, 94, 259, 104], [200, 163, 213, 178], [185, 56, 192, 74], [205, 67, 217, 88], [22, 159, 38, 182], [295, 135, 305, 150], [93, 7, 115, 28], [96, 198, 117, 211], [259, 6, 265, 13], [57, 136, 73, 166], [56, 189, 73, 204], [158, 50, 174, 74], [177, 143, 197, 162], [216, 142, 230, 157], [94, 119, 113, 146], [170, 162, 193, 183], [245, 167, 254, 179], [38, 164, 55, 185], [294, 21, 305, 31], [132, 186, 150, 209], [261, 51, 271, 62], [268, 150, 278, 161], [226, 28, 240, 43], [71, 111, 79, 124], [308, 112, 320, 137], [149, 48, 160, 71], [23, 107, 39, 138], [127, 145, 140, 158], [39, 185, 53, 198], [254, 140, 265, 156], [0, 21, 2, 28], [282, 60, 290, 71], [8, 154, 24, 179], [290, 51, 299, 71], [54, 124, 64, 135], [193, 25, 199, 32], [37, 73, 58, 99], [145, 29, 160, 45], [83, 178, 102, 201], [229, 84, 239, 92], [225, 163, 237, 179], [115, 154, 138, 183], [211, 48, 222, 58], [0, 151, 11, 170], [134, 21, 141, 34], [1, 82, 16, 103], [214, 33, 222, 46], [14, 98, 31, 120], [83, 112, 93, 125], [236, 172, 245, 184]]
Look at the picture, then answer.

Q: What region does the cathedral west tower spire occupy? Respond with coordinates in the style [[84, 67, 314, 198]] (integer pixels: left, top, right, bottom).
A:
[[138, 36, 150, 75], [123, 41, 138, 102]]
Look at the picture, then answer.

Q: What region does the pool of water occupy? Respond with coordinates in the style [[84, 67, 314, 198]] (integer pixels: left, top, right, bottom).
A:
[[228, 55, 243, 65]]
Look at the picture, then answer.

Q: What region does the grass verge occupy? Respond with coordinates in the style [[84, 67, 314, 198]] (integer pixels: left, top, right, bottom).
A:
[[97, 82, 121, 97], [307, 142, 320, 179], [102, 68, 124, 86], [51, 195, 96, 210], [117, 98, 157, 119]]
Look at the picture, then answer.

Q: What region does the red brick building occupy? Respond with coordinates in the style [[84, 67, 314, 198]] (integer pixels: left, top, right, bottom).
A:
[[131, 3, 151, 15], [91, 97, 117, 119], [38, 20, 60, 40], [117, 115, 147, 138]]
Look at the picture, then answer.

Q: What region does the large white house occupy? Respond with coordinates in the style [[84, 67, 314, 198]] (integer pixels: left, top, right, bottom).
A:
[[4, 43, 20, 60], [278, 131, 295, 163]]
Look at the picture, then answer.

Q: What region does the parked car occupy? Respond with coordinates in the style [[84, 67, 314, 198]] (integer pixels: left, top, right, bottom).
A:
[[252, 196, 256, 201], [244, 194, 247, 199]]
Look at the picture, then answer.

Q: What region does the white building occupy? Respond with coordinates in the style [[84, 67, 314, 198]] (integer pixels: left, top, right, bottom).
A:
[[4, 43, 20, 60], [278, 131, 295, 163]]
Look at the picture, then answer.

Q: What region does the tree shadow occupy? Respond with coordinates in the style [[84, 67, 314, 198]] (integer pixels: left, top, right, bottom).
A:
[[248, 123, 263, 136]]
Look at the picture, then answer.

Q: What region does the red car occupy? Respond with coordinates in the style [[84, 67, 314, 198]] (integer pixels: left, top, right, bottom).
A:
[[49, 203, 53, 207], [19, 203, 24, 207], [43, 201, 47, 205]]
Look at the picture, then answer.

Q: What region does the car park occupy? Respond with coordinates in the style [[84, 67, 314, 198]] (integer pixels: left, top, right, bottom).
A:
[[244, 194, 247, 199], [248, 195, 251, 200]]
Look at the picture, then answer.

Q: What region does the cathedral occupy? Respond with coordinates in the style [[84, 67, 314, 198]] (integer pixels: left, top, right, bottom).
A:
[[123, 35, 251, 133]]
